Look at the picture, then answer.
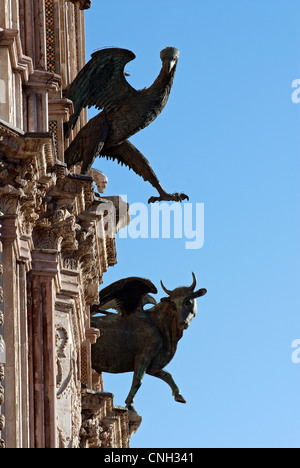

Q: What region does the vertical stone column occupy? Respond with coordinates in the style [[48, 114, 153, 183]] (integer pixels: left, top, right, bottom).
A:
[[0, 42, 13, 124], [1, 215, 22, 448], [1, 216, 31, 448], [0, 214, 5, 448], [81, 327, 100, 389], [0, 0, 26, 128], [27, 249, 58, 448], [18, 239, 32, 448]]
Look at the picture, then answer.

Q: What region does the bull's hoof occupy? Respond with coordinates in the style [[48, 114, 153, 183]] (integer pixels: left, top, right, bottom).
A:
[[126, 405, 138, 414], [174, 394, 186, 404]]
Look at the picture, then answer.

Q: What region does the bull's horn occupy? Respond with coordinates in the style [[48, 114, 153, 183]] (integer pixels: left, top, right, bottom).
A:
[[160, 280, 172, 296], [187, 272, 197, 291]]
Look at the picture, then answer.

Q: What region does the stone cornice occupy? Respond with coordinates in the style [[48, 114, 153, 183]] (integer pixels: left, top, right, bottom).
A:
[[0, 28, 61, 93], [27, 70, 61, 92], [0, 126, 130, 305], [0, 120, 56, 167], [0, 27, 34, 82], [80, 389, 137, 448], [48, 98, 74, 122]]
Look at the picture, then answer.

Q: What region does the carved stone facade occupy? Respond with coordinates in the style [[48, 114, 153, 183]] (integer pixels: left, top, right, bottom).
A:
[[0, 0, 139, 448], [0, 217, 4, 448]]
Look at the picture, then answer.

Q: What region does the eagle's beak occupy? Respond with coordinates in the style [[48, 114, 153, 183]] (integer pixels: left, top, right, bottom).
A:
[[167, 59, 177, 73]]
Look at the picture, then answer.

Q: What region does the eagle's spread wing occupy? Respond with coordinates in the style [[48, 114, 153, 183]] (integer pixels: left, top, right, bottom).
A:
[[91, 277, 158, 316], [65, 112, 109, 170], [64, 48, 137, 136]]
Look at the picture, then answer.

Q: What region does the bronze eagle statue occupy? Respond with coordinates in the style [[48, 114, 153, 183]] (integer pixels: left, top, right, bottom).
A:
[[64, 47, 189, 203]]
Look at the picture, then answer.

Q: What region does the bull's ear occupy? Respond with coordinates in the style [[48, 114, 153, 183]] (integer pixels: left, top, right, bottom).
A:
[[193, 288, 207, 298]]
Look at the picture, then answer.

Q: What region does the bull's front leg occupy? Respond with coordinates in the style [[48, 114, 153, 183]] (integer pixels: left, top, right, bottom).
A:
[[147, 369, 186, 404], [125, 362, 148, 412]]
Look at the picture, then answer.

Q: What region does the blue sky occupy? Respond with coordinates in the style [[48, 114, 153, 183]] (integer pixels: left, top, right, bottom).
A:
[[84, 1, 300, 448]]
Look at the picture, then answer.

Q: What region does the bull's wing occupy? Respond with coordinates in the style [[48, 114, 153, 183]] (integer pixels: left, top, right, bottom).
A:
[[64, 48, 137, 136], [91, 277, 158, 316]]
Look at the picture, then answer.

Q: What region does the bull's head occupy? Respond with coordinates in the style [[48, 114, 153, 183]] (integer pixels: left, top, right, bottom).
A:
[[161, 273, 207, 330]]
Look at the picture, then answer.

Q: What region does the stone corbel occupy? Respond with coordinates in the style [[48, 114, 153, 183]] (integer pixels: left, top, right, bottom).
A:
[[74, 213, 101, 305], [85, 327, 100, 345], [53, 173, 94, 216], [0, 120, 56, 169], [80, 389, 139, 448], [0, 186, 24, 218], [48, 98, 74, 123], [27, 70, 61, 93], [0, 121, 58, 239], [33, 208, 80, 252], [67, 0, 92, 10]]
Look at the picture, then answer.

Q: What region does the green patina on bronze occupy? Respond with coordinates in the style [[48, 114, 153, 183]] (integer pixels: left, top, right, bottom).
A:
[[91, 274, 207, 412], [64, 47, 188, 203]]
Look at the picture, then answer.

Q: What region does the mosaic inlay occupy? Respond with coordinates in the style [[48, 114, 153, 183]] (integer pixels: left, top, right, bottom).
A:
[[45, 0, 56, 73], [49, 120, 58, 157]]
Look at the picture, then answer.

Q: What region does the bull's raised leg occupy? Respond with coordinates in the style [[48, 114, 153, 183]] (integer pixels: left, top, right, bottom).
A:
[[125, 364, 148, 412], [147, 369, 186, 404]]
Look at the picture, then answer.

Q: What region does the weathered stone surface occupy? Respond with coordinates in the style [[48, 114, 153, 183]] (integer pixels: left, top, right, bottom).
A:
[[0, 0, 134, 449], [80, 389, 140, 449]]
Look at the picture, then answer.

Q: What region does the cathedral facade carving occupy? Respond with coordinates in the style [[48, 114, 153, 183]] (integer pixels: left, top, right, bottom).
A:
[[0, 0, 137, 448]]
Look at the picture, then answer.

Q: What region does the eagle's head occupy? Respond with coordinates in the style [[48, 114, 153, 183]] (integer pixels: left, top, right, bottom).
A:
[[160, 47, 180, 73]]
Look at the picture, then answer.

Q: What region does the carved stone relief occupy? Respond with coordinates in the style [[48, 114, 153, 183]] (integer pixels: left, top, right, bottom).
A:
[[80, 390, 134, 449], [55, 305, 82, 449], [0, 119, 131, 447], [0, 225, 4, 448]]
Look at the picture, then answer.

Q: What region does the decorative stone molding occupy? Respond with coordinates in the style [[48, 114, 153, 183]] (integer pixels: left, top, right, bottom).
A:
[[0, 0, 138, 448], [55, 300, 82, 448], [0, 228, 4, 448], [0, 27, 34, 82], [80, 389, 138, 449], [0, 119, 56, 164], [0, 115, 131, 448], [0, 126, 127, 298], [27, 70, 61, 92]]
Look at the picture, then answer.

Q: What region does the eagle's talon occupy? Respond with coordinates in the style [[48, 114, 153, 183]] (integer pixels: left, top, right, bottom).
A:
[[148, 192, 189, 204]]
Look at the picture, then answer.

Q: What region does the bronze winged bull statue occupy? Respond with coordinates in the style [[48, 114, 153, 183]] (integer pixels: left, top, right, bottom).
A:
[[91, 274, 207, 412]]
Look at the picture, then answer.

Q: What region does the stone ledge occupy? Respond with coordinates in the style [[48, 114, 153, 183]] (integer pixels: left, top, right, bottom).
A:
[[80, 389, 142, 448]]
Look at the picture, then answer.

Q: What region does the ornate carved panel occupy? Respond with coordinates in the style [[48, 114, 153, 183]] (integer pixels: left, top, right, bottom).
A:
[[56, 303, 82, 448], [80, 390, 130, 449]]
